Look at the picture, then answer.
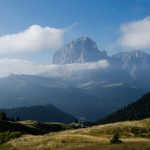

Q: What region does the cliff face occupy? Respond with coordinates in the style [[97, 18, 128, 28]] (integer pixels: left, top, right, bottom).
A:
[[113, 50, 150, 80], [53, 37, 108, 64]]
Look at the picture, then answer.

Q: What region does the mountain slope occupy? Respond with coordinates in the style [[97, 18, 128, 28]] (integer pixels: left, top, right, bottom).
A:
[[0, 74, 107, 121], [0, 104, 76, 123], [5, 118, 150, 150], [98, 92, 150, 124], [53, 37, 108, 64], [0, 74, 146, 121]]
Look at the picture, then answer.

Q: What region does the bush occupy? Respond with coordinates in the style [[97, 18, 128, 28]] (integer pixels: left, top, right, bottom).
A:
[[0, 112, 7, 121], [0, 131, 21, 145], [9, 131, 22, 139], [0, 131, 10, 144], [110, 132, 122, 144]]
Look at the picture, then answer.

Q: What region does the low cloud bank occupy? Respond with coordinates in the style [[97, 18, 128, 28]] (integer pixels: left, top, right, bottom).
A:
[[0, 59, 109, 78]]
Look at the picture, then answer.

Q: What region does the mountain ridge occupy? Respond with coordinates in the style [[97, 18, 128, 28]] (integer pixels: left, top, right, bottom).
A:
[[52, 37, 150, 87], [98, 92, 150, 124], [0, 104, 76, 123]]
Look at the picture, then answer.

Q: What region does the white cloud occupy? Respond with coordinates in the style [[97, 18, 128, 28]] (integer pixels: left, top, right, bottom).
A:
[[119, 16, 150, 49], [0, 59, 49, 77], [0, 25, 64, 54], [44, 60, 109, 77], [0, 59, 109, 78]]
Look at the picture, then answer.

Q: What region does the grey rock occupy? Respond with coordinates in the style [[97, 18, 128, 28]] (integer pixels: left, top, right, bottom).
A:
[[53, 37, 108, 64]]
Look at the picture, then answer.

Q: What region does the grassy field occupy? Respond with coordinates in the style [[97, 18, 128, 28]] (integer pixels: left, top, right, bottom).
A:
[[1, 119, 150, 150]]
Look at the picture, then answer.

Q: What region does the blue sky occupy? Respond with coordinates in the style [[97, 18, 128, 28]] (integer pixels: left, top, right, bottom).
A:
[[0, 0, 150, 63]]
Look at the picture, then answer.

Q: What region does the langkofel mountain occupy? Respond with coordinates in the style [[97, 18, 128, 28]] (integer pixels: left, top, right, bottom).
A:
[[53, 37, 108, 64]]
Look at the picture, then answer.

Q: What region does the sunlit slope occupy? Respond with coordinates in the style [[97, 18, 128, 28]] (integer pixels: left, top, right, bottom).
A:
[[3, 118, 150, 150]]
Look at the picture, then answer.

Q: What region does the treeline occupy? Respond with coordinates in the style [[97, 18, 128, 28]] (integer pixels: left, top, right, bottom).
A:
[[0, 112, 20, 122], [98, 92, 150, 124]]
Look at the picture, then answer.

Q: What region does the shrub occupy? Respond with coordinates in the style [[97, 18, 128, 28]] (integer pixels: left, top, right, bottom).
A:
[[0, 112, 7, 121], [0, 131, 22, 145], [110, 132, 122, 144], [0, 131, 10, 144]]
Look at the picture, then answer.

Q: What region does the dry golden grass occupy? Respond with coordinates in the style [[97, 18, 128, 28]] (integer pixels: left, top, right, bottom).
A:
[[3, 118, 150, 150], [8, 132, 150, 150]]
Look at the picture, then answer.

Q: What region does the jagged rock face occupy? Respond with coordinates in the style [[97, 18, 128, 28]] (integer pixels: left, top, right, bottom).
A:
[[53, 37, 108, 64], [113, 50, 150, 66], [112, 50, 150, 79]]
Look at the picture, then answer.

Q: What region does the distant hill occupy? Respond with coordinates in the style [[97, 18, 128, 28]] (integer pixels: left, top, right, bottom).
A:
[[0, 119, 72, 136], [0, 74, 146, 122], [0, 104, 75, 123], [98, 92, 150, 124]]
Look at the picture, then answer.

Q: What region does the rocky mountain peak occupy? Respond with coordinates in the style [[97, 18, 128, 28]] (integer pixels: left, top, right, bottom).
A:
[[53, 37, 108, 64], [113, 50, 150, 62], [113, 50, 150, 79]]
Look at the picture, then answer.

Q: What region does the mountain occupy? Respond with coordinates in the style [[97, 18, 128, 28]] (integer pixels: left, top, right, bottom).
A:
[[0, 104, 75, 123], [1, 37, 150, 122], [112, 50, 150, 84], [98, 92, 150, 124], [0, 74, 107, 121], [0, 74, 146, 122], [112, 50, 150, 66], [53, 37, 108, 64], [53, 37, 150, 87]]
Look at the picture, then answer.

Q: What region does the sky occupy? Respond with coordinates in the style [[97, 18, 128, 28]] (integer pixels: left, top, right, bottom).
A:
[[0, 0, 150, 66]]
